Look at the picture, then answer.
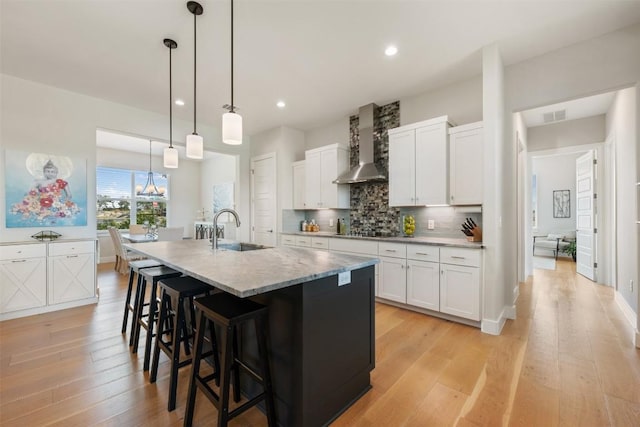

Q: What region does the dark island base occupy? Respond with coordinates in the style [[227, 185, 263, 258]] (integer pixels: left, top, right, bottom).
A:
[[237, 265, 376, 427]]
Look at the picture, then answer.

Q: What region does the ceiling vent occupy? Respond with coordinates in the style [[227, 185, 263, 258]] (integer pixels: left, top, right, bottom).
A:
[[542, 109, 567, 124]]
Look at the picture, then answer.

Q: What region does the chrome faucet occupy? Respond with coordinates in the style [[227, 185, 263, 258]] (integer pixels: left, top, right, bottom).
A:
[[212, 208, 241, 250]]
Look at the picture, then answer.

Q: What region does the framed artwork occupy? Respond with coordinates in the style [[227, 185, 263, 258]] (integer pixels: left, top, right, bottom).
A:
[[553, 189, 570, 218], [5, 150, 88, 228]]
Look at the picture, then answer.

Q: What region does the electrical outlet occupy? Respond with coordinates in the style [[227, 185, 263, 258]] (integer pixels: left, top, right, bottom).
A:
[[329, 218, 334, 227], [428, 219, 435, 230], [631, 279, 634, 292]]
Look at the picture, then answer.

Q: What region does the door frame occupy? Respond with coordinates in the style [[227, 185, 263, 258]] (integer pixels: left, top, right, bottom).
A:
[[522, 142, 608, 283]]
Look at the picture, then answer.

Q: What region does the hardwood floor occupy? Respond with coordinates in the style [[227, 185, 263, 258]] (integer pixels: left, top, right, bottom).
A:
[[1, 260, 639, 426]]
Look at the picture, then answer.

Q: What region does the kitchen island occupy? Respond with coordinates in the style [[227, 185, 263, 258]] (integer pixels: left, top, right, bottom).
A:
[[125, 239, 378, 427]]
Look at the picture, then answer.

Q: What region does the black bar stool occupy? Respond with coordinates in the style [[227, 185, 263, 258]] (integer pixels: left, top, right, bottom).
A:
[[184, 293, 276, 427], [149, 276, 215, 411], [121, 259, 163, 335], [131, 266, 182, 371]]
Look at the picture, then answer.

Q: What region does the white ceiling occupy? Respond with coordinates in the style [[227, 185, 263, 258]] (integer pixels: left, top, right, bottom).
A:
[[520, 91, 617, 128], [3, 1, 640, 138]]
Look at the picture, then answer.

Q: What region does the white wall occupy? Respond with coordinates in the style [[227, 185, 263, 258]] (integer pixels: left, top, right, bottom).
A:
[[0, 74, 252, 246], [606, 87, 638, 314], [514, 112, 531, 280], [482, 44, 512, 334], [528, 115, 606, 152], [400, 75, 483, 126], [531, 153, 579, 235], [305, 117, 350, 151]]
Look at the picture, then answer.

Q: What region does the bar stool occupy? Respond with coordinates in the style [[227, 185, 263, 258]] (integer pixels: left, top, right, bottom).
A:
[[131, 266, 182, 371], [183, 293, 276, 427], [149, 276, 215, 411], [121, 259, 163, 335]]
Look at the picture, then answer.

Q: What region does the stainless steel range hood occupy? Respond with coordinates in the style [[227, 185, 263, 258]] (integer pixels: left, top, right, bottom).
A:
[[333, 103, 387, 184]]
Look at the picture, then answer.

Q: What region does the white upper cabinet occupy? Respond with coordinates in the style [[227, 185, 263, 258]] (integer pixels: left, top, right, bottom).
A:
[[304, 144, 350, 209], [292, 160, 306, 210], [449, 121, 483, 205], [389, 116, 450, 206]]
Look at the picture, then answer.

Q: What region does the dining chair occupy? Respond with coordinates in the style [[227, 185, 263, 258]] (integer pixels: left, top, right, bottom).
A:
[[156, 226, 184, 241], [129, 223, 146, 234], [108, 227, 144, 274]]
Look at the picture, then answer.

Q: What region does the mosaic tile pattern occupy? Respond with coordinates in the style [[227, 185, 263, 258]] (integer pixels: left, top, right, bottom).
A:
[[349, 101, 401, 236]]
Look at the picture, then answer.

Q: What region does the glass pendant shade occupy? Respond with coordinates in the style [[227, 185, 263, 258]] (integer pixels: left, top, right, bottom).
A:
[[163, 146, 179, 168], [186, 133, 204, 159], [222, 112, 243, 145]]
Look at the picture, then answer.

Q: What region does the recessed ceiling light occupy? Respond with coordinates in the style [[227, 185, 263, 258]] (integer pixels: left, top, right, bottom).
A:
[[385, 45, 398, 57], [175, 99, 185, 106], [276, 101, 286, 108]]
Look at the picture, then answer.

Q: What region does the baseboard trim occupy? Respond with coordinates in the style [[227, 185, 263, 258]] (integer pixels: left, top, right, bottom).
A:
[[614, 291, 637, 333], [481, 307, 507, 335], [636, 330, 640, 349], [99, 255, 116, 264], [0, 297, 99, 321]]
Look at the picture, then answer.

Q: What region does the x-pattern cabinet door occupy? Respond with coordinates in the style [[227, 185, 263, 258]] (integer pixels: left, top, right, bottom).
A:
[[0, 258, 47, 313], [48, 253, 95, 305]]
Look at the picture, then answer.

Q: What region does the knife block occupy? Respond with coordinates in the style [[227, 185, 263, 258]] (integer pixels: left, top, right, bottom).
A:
[[466, 227, 482, 242]]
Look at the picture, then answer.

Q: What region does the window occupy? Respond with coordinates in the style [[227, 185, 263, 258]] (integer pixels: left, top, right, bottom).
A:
[[97, 167, 168, 230]]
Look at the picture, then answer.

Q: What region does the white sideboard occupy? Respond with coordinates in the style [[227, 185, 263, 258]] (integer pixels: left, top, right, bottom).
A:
[[0, 239, 98, 320]]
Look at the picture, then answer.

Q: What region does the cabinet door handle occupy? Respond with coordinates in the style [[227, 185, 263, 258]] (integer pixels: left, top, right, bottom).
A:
[[66, 255, 79, 258], [406, 265, 410, 269], [11, 259, 27, 263], [385, 249, 397, 252], [415, 252, 429, 255], [451, 256, 466, 259], [400, 264, 404, 269]]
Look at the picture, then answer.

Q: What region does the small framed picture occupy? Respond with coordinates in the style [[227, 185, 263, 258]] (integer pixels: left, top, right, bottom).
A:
[[553, 189, 570, 218]]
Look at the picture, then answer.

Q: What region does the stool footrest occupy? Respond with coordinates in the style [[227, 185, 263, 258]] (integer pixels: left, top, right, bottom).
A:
[[229, 393, 266, 421], [235, 359, 262, 383]]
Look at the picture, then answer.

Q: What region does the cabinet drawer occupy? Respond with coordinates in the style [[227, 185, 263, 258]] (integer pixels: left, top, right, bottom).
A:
[[48, 241, 95, 257], [329, 238, 378, 255], [311, 237, 329, 250], [378, 242, 406, 259], [281, 235, 296, 246], [0, 244, 46, 260], [407, 244, 439, 262], [440, 247, 480, 267], [295, 237, 312, 247]]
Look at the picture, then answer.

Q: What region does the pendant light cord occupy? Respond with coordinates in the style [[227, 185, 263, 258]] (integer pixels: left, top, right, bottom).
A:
[[169, 44, 173, 148], [193, 10, 197, 133], [230, 0, 234, 113], [149, 140, 152, 171]]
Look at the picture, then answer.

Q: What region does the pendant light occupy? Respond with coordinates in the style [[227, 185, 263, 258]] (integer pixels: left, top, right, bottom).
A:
[[186, 1, 204, 159], [163, 38, 179, 168], [222, 0, 242, 145], [137, 141, 165, 197]]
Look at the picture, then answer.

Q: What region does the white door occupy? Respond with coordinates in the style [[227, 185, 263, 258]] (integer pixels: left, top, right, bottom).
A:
[[440, 263, 480, 321], [304, 151, 322, 208], [576, 150, 597, 281], [251, 153, 277, 246], [48, 254, 95, 304]]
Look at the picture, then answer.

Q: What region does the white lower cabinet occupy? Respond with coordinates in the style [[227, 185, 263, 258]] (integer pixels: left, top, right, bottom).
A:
[[0, 239, 97, 320], [406, 259, 440, 311], [439, 247, 481, 321], [48, 241, 96, 305], [0, 244, 47, 313], [378, 256, 407, 303]]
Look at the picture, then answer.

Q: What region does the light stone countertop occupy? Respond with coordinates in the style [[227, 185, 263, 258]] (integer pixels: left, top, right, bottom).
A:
[[124, 239, 378, 298], [281, 231, 484, 249]]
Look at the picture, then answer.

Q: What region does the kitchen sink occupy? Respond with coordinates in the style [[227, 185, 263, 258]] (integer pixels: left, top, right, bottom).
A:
[[217, 242, 271, 252]]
